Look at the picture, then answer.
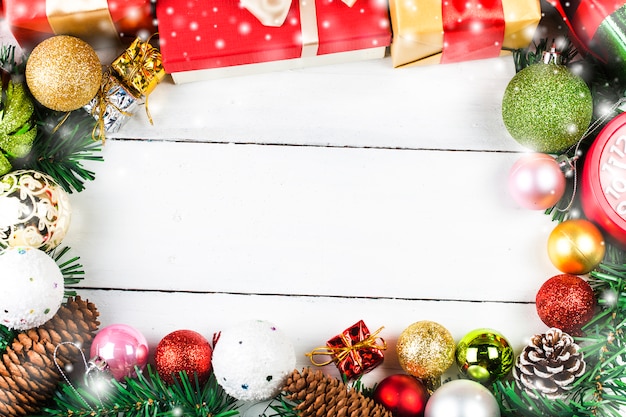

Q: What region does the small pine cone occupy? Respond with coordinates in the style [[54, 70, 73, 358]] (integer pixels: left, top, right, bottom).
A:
[[0, 296, 100, 417], [284, 368, 393, 417], [513, 327, 585, 400]]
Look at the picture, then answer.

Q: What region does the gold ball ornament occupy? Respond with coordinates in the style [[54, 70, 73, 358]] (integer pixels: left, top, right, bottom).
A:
[[25, 35, 102, 112], [547, 219, 605, 275], [396, 320, 455, 386]]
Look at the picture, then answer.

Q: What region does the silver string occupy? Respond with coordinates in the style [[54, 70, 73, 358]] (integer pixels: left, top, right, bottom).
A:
[[53, 341, 104, 411], [555, 97, 626, 213]]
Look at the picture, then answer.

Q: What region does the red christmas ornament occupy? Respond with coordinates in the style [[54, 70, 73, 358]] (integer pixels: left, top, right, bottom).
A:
[[536, 274, 596, 336], [155, 329, 213, 385], [373, 374, 429, 417], [581, 112, 626, 247]]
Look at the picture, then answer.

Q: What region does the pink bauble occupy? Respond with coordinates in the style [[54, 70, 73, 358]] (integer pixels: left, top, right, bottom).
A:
[[90, 324, 149, 381], [508, 153, 566, 210]]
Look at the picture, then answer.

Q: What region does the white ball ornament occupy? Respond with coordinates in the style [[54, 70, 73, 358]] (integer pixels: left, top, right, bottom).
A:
[[0, 170, 71, 251], [424, 379, 501, 417], [0, 247, 64, 330], [212, 320, 296, 401]]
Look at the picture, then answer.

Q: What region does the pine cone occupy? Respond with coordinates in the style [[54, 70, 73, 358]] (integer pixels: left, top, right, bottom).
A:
[[283, 368, 393, 417], [0, 296, 100, 416], [513, 327, 585, 400]]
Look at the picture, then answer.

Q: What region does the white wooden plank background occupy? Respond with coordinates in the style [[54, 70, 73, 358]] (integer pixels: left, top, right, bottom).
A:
[[1, 3, 570, 414], [62, 53, 556, 389]]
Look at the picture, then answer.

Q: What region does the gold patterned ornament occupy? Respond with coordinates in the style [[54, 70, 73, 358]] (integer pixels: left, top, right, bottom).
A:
[[0, 170, 71, 252], [25, 35, 102, 112], [396, 320, 455, 390]]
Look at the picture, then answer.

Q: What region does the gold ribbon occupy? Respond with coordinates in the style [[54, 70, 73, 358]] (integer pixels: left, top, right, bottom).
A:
[[306, 326, 386, 367], [241, 0, 359, 57], [46, 0, 119, 48], [89, 72, 135, 144]]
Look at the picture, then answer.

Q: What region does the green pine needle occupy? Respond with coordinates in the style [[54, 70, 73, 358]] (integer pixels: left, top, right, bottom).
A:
[[49, 246, 84, 298], [0, 324, 16, 354], [12, 106, 104, 193], [41, 365, 240, 417], [507, 37, 577, 73], [0, 44, 25, 76]]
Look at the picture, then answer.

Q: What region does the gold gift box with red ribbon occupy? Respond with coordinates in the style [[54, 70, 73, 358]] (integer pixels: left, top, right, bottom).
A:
[[389, 0, 542, 67], [4, 0, 156, 53], [306, 320, 386, 380]]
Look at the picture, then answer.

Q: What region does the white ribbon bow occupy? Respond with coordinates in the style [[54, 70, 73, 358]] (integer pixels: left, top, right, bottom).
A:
[[241, 0, 357, 27]]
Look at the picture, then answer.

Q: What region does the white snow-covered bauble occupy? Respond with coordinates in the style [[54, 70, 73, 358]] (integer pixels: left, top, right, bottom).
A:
[[0, 247, 64, 330], [0, 170, 71, 251], [212, 320, 296, 401]]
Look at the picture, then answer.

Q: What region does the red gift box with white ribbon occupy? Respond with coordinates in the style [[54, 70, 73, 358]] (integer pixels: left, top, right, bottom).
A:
[[156, 0, 391, 82]]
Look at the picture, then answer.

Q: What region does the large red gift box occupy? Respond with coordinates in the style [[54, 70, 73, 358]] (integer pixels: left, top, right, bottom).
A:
[[156, 0, 392, 82], [4, 0, 156, 53]]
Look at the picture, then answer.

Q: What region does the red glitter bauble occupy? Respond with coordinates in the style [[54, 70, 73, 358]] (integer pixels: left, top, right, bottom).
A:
[[536, 274, 596, 335], [155, 329, 213, 385], [373, 374, 429, 417]]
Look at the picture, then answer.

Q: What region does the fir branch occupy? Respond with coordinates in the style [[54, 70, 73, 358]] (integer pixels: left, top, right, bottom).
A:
[[506, 37, 577, 73], [0, 324, 16, 354], [41, 365, 240, 417], [0, 43, 103, 193], [494, 261, 626, 417], [12, 105, 103, 193], [0, 44, 25, 76], [49, 246, 85, 298]]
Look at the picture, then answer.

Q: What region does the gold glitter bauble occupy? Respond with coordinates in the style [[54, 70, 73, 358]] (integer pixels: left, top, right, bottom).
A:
[[25, 35, 102, 112], [397, 320, 455, 381]]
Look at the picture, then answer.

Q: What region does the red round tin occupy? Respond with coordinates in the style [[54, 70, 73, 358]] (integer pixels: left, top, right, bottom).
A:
[[581, 112, 626, 247]]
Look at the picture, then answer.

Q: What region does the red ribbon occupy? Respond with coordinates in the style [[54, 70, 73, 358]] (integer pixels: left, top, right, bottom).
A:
[[441, 0, 505, 64], [557, 0, 622, 43]]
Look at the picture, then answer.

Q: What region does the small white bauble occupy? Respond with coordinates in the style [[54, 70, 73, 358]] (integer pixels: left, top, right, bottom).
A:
[[212, 320, 296, 401], [424, 379, 501, 417], [0, 247, 64, 330]]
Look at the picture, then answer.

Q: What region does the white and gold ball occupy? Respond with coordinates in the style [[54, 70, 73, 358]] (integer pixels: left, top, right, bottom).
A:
[[212, 320, 296, 401], [0, 247, 64, 330], [0, 170, 71, 251], [25, 35, 102, 111]]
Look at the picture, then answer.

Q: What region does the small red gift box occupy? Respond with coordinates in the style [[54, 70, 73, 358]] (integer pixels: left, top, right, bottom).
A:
[[156, 0, 391, 83], [4, 0, 156, 53], [306, 320, 386, 380]]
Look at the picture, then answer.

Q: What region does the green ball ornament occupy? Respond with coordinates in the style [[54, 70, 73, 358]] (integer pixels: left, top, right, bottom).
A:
[[502, 59, 593, 154], [455, 328, 514, 384]]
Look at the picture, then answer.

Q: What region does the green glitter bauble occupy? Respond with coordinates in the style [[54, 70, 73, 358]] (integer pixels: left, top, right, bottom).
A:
[[502, 63, 593, 154]]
